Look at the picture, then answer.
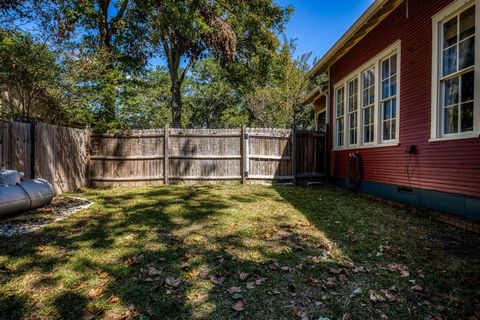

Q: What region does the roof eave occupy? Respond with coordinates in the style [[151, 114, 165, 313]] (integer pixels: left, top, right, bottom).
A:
[[301, 86, 328, 106], [306, 0, 403, 79]]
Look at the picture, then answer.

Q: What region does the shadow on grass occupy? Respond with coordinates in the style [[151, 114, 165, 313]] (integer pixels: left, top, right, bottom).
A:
[[0, 184, 478, 319], [0, 185, 345, 319], [0, 292, 28, 320], [274, 185, 480, 318]]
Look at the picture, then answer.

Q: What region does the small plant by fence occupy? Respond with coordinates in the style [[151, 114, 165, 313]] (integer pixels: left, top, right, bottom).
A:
[[1, 121, 325, 192]]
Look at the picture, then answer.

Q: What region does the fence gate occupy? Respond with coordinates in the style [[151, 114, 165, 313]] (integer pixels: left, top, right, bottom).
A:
[[244, 128, 325, 185]]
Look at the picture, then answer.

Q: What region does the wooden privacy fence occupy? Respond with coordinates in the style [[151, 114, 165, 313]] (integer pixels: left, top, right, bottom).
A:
[[0, 121, 89, 194], [90, 126, 325, 186], [1, 121, 325, 191]]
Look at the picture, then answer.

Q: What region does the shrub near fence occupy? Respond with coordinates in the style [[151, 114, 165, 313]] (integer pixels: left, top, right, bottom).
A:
[[0, 121, 325, 191]]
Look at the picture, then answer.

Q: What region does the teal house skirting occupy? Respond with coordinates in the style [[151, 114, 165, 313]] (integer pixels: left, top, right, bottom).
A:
[[334, 178, 480, 221]]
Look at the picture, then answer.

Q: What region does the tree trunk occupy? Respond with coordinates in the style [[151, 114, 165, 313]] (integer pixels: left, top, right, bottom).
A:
[[170, 79, 182, 128], [162, 37, 195, 128]]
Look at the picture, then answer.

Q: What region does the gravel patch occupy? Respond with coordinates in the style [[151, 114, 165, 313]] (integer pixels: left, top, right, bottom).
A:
[[0, 196, 93, 236]]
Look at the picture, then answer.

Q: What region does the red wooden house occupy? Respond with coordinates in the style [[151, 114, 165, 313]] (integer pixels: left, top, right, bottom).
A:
[[303, 0, 480, 220]]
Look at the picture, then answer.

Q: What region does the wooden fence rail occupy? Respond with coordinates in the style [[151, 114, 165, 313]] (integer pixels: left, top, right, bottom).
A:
[[1, 121, 325, 190], [90, 126, 325, 186]]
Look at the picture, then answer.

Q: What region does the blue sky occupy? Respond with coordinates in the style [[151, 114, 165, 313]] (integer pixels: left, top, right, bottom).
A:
[[277, 0, 373, 60], [150, 1, 373, 67]]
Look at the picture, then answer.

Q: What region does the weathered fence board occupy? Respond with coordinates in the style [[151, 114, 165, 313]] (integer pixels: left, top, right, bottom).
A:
[[0, 121, 90, 194], [0, 122, 32, 177], [295, 131, 326, 183], [1, 121, 325, 190], [90, 129, 165, 187], [90, 127, 325, 186]]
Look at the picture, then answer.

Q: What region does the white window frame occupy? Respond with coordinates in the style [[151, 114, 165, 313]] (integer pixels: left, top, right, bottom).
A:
[[334, 86, 346, 148], [333, 40, 401, 151], [347, 76, 359, 146], [380, 53, 399, 143], [431, 0, 480, 141], [361, 66, 377, 145]]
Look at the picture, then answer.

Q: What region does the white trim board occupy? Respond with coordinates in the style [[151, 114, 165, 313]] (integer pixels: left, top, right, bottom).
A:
[[431, 0, 480, 141], [333, 40, 401, 151]]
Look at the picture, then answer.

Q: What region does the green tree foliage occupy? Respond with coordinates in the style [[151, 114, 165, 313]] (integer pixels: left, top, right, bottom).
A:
[[38, 0, 150, 129], [187, 58, 248, 128], [186, 39, 315, 129], [0, 30, 93, 125], [0, 1, 316, 131], [117, 67, 172, 128], [0, 30, 58, 121], [140, 0, 292, 127], [245, 39, 314, 129]]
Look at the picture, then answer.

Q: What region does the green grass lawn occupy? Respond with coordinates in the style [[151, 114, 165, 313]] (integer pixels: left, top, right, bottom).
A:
[[0, 185, 479, 319]]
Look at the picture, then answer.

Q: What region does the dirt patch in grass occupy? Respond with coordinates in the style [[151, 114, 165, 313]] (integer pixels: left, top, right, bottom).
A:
[[0, 184, 479, 319]]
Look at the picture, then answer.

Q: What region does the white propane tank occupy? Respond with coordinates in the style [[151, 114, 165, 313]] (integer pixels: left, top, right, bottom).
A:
[[0, 170, 54, 217]]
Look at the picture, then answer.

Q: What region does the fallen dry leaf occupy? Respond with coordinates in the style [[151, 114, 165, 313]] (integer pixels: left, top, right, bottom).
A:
[[126, 254, 144, 266], [107, 295, 120, 303], [232, 299, 246, 311], [87, 288, 104, 299], [339, 259, 355, 268], [368, 290, 385, 303], [352, 266, 366, 273], [305, 278, 320, 287], [381, 289, 397, 302], [294, 309, 309, 320], [210, 275, 225, 285], [411, 284, 424, 292], [118, 307, 141, 319], [387, 263, 410, 278], [142, 265, 162, 277], [214, 255, 225, 264], [325, 277, 336, 287], [329, 268, 343, 275], [270, 262, 280, 270], [255, 277, 267, 285], [239, 272, 249, 281], [227, 286, 242, 294], [342, 314, 351, 320], [165, 276, 181, 288], [338, 274, 348, 284]]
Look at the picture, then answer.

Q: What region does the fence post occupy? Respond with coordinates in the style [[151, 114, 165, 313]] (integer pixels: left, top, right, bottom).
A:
[[0, 122, 4, 170], [241, 125, 247, 184], [164, 124, 169, 185], [29, 121, 36, 178], [291, 127, 296, 186]]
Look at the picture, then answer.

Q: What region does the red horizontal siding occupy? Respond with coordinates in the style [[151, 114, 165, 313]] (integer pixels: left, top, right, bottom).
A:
[[328, 0, 480, 198]]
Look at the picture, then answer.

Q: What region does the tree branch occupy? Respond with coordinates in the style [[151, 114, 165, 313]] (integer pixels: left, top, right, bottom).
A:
[[112, 0, 129, 24], [180, 57, 196, 86]]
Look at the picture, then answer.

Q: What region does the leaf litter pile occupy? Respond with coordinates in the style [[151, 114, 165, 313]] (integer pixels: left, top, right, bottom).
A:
[[0, 185, 479, 319]]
